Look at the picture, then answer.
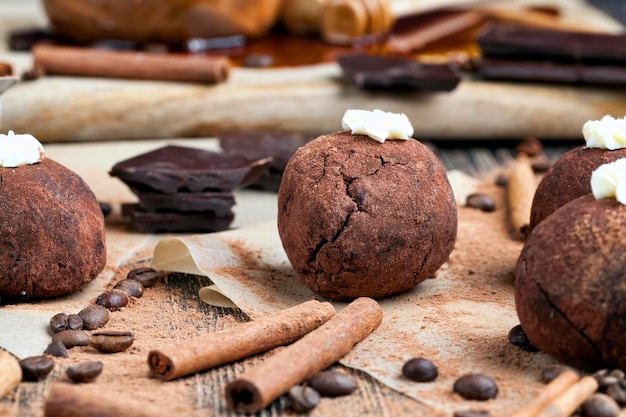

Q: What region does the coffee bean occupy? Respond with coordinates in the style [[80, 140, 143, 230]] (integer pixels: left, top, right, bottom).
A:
[[581, 393, 620, 417], [89, 331, 134, 353], [19, 355, 54, 381], [288, 385, 320, 413], [66, 361, 103, 383], [453, 374, 498, 401], [454, 411, 491, 417], [95, 289, 129, 311], [52, 330, 90, 349], [508, 324, 539, 352], [67, 314, 84, 330], [465, 193, 496, 212], [243, 53, 273, 68], [531, 159, 552, 173], [114, 279, 144, 298], [402, 357, 438, 382], [49, 313, 69, 333], [605, 381, 626, 406], [127, 267, 163, 288], [78, 304, 110, 330], [540, 365, 570, 383], [516, 136, 543, 157], [307, 371, 357, 397], [99, 201, 112, 217], [44, 339, 68, 358], [494, 173, 508, 187]]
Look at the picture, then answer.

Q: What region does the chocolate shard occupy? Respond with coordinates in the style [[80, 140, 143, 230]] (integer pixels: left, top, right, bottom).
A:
[[477, 57, 626, 85], [337, 53, 462, 91], [128, 184, 236, 215], [121, 203, 234, 234], [109, 145, 273, 193], [477, 23, 626, 65]]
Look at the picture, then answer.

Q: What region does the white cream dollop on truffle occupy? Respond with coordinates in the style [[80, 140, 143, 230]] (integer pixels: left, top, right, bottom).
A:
[[583, 115, 626, 150], [0, 131, 45, 168], [341, 109, 414, 143], [591, 158, 626, 204]]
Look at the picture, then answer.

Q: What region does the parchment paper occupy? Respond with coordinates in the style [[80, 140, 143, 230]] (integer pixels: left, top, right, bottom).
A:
[[153, 171, 562, 416]]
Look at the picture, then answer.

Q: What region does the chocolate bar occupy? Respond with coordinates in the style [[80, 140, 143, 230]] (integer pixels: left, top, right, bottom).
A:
[[109, 145, 272, 194], [477, 24, 626, 65], [121, 204, 234, 234], [337, 53, 462, 91], [128, 184, 236, 215]]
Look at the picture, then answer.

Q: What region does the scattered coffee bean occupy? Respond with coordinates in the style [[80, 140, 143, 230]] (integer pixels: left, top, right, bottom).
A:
[[19, 355, 54, 381], [44, 339, 68, 358], [540, 365, 570, 383], [516, 136, 543, 157], [288, 385, 320, 413], [67, 314, 84, 330], [95, 289, 129, 311], [89, 331, 134, 353], [494, 173, 508, 187], [66, 361, 103, 383], [508, 324, 539, 352], [531, 159, 553, 173], [78, 304, 110, 330], [52, 329, 90, 349], [605, 381, 626, 406], [453, 374, 498, 401], [307, 371, 357, 397], [49, 313, 69, 333], [114, 279, 144, 298], [594, 369, 624, 389], [127, 267, 163, 288], [99, 201, 112, 217], [581, 393, 620, 417], [243, 53, 273, 68], [402, 357, 438, 382], [454, 410, 491, 417], [466, 193, 496, 212]]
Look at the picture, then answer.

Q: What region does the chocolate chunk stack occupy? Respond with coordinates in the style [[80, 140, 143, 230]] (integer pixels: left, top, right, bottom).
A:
[[219, 131, 314, 192], [110, 145, 272, 233], [477, 24, 626, 85]]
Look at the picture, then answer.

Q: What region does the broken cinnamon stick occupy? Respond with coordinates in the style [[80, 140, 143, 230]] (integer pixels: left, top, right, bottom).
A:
[[32, 44, 231, 84], [507, 153, 536, 239], [147, 299, 335, 380], [44, 383, 173, 417], [535, 375, 599, 417], [509, 370, 579, 417], [0, 349, 21, 399], [225, 297, 383, 414]]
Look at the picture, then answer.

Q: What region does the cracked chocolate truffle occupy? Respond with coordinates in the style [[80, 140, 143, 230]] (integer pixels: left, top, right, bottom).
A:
[[529, 146, 626, 231], [0, 134, 106, 301], [277, 131, 457, 300], [516, 194, 626, 370]]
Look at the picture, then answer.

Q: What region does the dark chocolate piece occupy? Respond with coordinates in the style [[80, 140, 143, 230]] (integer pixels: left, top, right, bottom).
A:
[[121, 204, 234, 234], [129, 184, 235, 215], [477, 57, 626, 85], [337, 53, 462, 91], [477, 24, 626, 65], [109, 145, 272, 193]]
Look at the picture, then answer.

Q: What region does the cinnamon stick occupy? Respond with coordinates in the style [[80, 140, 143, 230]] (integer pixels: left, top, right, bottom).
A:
[[0, 349, 21, 399], [44, 383, 172, 417], [509, 370, 579, 417], [225, 297, 383, 413], [148, 299, 335, 380], [535, 375, 599, 417], [32, 44, 231, 84], [507, 153, 537, 239]]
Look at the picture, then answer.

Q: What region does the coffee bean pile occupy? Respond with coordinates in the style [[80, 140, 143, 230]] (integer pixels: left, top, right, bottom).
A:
[[288, 371, 357, 412], [18, 267, 166, 385]]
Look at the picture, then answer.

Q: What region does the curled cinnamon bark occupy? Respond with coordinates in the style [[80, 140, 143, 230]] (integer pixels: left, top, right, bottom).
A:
[[32, 44, 231, 84], [147, 299, 335, 380], [507, 153, 537, 239], [225, 297, 383, 414]]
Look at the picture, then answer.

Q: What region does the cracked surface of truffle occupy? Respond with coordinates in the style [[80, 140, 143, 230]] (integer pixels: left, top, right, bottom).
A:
[[0, 158, 106, 301], [277, 132, 457, 300], [516, 194, 626, 370], [529, 146, 626, 231]]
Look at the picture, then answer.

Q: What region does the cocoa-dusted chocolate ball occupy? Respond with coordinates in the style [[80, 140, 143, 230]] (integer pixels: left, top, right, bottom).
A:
[[516, 194, 626, 370], [277, 131, 457, 300], [0, 158, 106, 301], [529, 146, 626, 230]]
